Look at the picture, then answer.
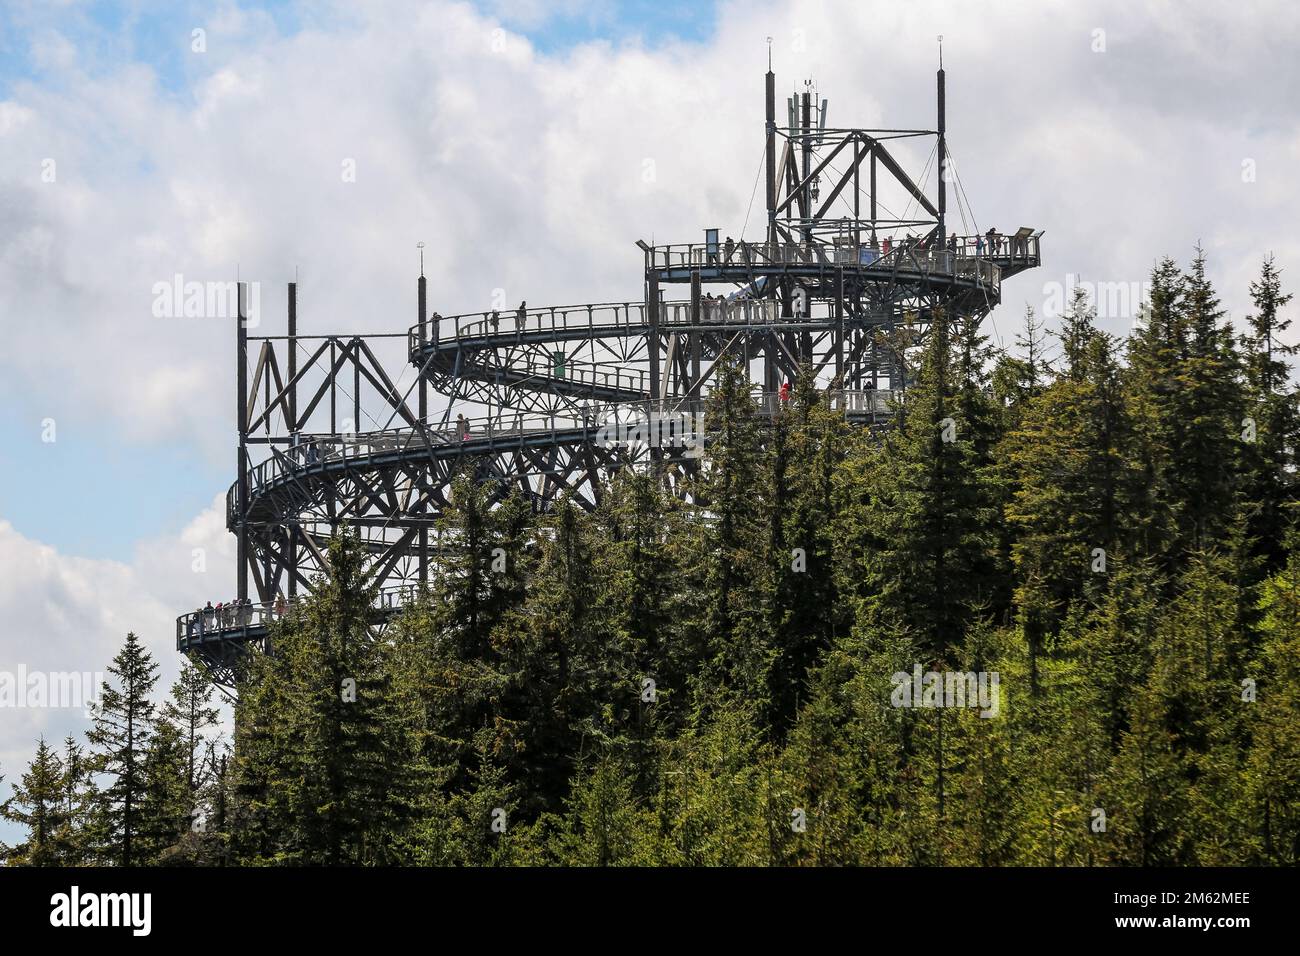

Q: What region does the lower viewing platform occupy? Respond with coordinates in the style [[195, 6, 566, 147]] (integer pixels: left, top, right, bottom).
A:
[[176, 585, 418, 657]]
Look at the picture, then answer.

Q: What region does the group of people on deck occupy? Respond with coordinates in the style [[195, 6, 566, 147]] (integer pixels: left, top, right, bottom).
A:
[[867, 230, 1008, 258], [187, 594, 289, 637], [698, 228, 1020, 270]]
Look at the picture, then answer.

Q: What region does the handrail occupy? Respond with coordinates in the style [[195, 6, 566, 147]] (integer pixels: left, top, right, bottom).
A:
[[408, 234, 1039, 350], [414, 299, 795, 353], [413, 302, 647, 353], [447, 352, 650, 395], [176, 582, 419, 647], [225, 389, 903, 525], [641, 234, 1036, 270]]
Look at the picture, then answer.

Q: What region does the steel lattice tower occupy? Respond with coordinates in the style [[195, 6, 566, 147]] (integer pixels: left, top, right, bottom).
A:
[[178, 63, 1041, 686]]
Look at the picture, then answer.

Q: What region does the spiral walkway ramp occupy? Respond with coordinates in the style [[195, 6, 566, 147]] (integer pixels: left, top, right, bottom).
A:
[[177, 63, 1041, 686]]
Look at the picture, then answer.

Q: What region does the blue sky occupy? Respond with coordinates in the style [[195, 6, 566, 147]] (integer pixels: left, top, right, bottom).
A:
[[0, 1, 717, 99], [0, 1, 302, 97], [0, 403, 223, 560], [487, 1, 717, 52]]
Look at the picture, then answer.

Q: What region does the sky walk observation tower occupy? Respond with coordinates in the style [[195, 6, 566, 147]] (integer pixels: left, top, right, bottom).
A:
[[177, 61, 1042, 687]]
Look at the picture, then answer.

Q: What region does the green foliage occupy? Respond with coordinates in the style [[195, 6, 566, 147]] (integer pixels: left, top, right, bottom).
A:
[[13, 251, 1300, 867], [865, 312, 1002, 661], [1, 739, 67, 865]]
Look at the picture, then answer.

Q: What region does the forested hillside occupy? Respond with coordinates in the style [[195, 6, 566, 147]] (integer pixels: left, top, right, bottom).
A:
[[5, 251, 1299, 866]]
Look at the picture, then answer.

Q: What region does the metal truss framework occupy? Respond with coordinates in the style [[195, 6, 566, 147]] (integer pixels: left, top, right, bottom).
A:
[[177, 63, 1041, 685]]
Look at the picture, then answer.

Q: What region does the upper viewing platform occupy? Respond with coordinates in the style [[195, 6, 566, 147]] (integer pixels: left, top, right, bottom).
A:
[[643, 230, 1039, 290], [408, 232, 1040, 354]]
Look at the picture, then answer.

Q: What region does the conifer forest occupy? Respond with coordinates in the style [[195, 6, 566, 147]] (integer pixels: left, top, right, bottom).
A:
[[5, 253, 1299, 869]]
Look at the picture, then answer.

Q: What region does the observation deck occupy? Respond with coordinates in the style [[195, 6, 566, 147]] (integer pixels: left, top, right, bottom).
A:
[[176, 584, 417, 686]]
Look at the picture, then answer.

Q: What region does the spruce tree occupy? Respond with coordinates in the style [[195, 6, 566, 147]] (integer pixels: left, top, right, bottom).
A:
[[137, 717, 191, 861], [495, 496, 610, 816], [552, 752, 646, 865], [1125, 257, 1188, 563], [162, 661, 221, 812], [231, 532, 415, 864], [1098, 683, 1191, 865], [1245, 531, 1300, 863], [86, 631, 159, 866], [593, 470, 688, 748], [766, 369, 850, 730], [694, 356, 773, 704], [56, 735, 94, 865], [1058, 286, 1096, 382], [397, 478, 532, 797], [866, 311, 998, 660], [1003, 317, 1141, 684], [1173, 248, 1245, 552], [1, 739, 66, 866], [1239, 256, 1299, 569]]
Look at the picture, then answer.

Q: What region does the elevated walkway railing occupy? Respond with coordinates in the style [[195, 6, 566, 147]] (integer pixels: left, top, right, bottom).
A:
[[643, 235, 1022, 285], [410, 234, 1039, 351], [414, 299, 786, 352], [177, 583, 420, 651], [439, 351, 651, 396], [949, 233, 1039, 261], [226, 389, 902, 525], [413, 297, 888, 351], [414, 302, 648, 353]]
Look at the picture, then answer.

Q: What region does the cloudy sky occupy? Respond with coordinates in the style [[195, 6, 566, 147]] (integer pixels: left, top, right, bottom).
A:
[[1, 0, 1297, 837]]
